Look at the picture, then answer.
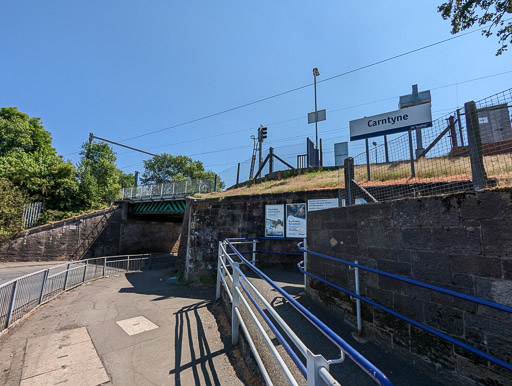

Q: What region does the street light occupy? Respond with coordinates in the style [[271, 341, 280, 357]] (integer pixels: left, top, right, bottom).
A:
[[313, 68, 320, 149]]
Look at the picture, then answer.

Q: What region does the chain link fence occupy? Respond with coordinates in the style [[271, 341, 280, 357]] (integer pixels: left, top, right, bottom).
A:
[[339, 88, 512, 203]]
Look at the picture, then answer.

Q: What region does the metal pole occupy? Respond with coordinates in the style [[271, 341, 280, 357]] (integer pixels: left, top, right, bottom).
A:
[[408, 130, 416, 178], [103, 258, 106, 277], [412, 84, 424, 158], [127, 255, 130, 271], [314, 71, 318, 149], [6, 280, 18, 328], [38, 269, 49, 304], [214, 175, 217, 192], [365, 138, 371, 181], [269, 147, 274, 174], [232, 262, 241, 345], [236, 163, 240, 187], [320, 138, 323, 167]]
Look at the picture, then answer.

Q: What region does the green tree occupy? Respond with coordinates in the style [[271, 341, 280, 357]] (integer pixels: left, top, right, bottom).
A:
[[0, 179, 26, 242], [76, 141, 127, 207], [0, 108, 79, 214], [438, 0, 512, 55], [141, 153, 224, 189]]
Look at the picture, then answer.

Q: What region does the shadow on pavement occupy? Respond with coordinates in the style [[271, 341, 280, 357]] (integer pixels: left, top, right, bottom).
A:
[[171, 301, 224, 385]]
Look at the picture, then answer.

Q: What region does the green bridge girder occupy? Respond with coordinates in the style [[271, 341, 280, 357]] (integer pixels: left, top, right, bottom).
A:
[[129, 199, 186, 215]]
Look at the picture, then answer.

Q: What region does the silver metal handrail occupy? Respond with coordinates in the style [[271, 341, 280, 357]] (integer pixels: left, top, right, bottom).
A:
[[0, 253, 170, 334], [216, 239, 391, 386]]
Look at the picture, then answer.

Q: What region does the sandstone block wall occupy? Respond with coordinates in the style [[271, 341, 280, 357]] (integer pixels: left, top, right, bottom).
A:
[[177, 189, 340, 281], [1, 206, 182, 261], [306, 191, 512, 385]]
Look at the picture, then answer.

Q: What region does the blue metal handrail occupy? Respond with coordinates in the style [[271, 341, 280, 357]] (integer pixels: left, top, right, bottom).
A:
[[297, 242, 512, 373], [225, 238, 392, 386]]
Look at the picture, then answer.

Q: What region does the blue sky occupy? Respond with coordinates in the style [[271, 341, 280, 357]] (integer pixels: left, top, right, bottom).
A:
[[1, 1, 511, 186]]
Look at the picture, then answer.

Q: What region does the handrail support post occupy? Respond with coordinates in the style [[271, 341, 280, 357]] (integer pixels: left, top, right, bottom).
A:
[[232, 262, 241, 345], [306, 349, 330, 386], [216, 241, 223, 300], [349, 261, 362, 335], [252, 239, 257, 266]]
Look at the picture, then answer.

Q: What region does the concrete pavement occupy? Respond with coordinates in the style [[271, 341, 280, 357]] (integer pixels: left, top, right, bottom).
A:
[[0, 269, 255, 385]]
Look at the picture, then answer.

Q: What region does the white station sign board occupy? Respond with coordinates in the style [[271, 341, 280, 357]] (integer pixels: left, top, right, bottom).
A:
[[349, 103, 432, 141]]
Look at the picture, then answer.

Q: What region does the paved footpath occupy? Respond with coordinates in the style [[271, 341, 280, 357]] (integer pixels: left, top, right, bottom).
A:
[[0, 270, 255, 385]]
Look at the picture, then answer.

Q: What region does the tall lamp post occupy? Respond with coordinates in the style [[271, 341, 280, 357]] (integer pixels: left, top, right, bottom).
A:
[[313, 67, 320, 149]]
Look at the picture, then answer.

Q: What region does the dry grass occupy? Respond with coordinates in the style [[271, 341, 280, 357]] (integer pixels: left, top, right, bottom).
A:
[[197, 153, 512, 199]]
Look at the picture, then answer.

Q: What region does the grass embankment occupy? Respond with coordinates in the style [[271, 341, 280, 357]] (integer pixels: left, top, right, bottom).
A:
[[198, 153, 512, 198]]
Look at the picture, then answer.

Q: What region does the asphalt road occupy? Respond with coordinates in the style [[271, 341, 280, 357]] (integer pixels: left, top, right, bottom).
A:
[[0, 261, 65, 285]]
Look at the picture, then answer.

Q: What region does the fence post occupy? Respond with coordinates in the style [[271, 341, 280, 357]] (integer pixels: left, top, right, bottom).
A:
[[344, 157, 355, 206], [6, 280, 18, 328], [457, 108, 464, 146], [408, 130, 416, 178], [252, 239, 257, 266], [365, 138, 371, 181], [63, 263, 71, 290], [38, 269, 50, 304], [232, 262, 241, 345], [465, 101, 488, 191], [82, 260, 88, 283], [448, 115, 458, 149], [384, 135, 389, 163], [103, 258, 106, 277], [127, 255, 130, 271]]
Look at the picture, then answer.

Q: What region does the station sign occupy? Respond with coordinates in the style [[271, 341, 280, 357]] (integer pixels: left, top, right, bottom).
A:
[[349, 103, 432, 141]]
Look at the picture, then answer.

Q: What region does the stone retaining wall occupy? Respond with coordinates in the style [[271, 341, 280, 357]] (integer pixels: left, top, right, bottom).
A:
[[306, 191, 512, 385]]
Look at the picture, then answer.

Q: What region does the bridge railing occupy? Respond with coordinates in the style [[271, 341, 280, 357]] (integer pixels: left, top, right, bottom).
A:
[[120, 177, 217, 200], [0, 254, 172, 334], [296, 242, 512, 375], [217, 237, 392, 386]]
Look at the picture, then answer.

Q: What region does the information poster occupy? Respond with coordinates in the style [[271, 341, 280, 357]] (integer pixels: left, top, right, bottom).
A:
[[265, 204, 285, 237], [308, 198, 339, 212], [286, 203, 307, 238]]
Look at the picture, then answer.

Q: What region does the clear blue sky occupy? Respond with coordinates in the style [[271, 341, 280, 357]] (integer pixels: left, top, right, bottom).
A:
[[1, 1, 511, 186]]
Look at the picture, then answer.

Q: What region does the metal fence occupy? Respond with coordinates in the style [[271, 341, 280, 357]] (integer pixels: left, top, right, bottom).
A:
[[339, 88, 512, 202], [217, 238, 392, 386], [22, 202, 42, 228], [0, 254, 172, 333], [120, 177, 217, 200]]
